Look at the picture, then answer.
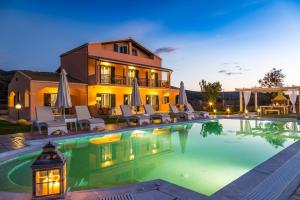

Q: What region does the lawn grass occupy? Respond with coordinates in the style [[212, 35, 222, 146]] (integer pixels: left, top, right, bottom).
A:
[[0, 120, 31, 135]]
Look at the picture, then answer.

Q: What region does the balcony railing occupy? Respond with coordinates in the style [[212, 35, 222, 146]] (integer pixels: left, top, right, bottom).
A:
[[99, 74, 170, 88]]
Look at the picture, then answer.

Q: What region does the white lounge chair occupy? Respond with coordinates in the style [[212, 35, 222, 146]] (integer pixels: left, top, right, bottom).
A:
[[75, 105, 105, 131], [169, 104, 195, 120], [32, 106, 68, 135], [120, 105, 150, 126], [185, 103, 210, 119], [144, 104, 171, 123]]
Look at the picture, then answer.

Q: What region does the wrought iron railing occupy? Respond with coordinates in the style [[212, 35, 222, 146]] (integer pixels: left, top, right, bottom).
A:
[[98, 74, 170, 88]]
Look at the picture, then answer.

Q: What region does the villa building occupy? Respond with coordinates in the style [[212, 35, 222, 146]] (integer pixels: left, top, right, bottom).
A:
[[8, 38, 179, 120]]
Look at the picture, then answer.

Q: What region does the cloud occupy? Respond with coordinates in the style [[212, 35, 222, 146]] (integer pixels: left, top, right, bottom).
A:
[[218, 69, 242, 76], [225, 72, 242, 75], [218, 64, 247, 76], [154, 47, 176, 54], [222, 62, 239, 65], [218, 69, 227, 73]]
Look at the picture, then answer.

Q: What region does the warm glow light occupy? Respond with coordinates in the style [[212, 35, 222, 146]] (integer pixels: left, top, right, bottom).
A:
[[101, 61, 110, 66], [36, 169, 61, 196], [152, 149, 158, 154], [226, 108, 230, 113], [15, 103, 22, 109], [131, 130, 145, 138], [101, 161, 113, 168], [152, 128, 170, 135], [245, 110, 248, 114], [128, 66, 135, 70], [89, 134, 121, 144], [213, 109, 217, 113], [129, 154, 135, 160], [257, 108, 261, 113], [209, 102, 213, 106], [96, 96, 101, 101]]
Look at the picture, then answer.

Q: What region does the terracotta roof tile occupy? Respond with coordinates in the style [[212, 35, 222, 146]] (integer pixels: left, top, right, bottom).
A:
[[19, 70, 85, 84]]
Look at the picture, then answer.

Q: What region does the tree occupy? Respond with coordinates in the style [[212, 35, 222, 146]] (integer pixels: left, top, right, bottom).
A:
[[258, 68, 285, 88], [199, 80, 222, 103]]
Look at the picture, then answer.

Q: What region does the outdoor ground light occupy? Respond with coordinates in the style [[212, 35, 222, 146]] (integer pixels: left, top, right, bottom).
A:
[[31, 142, 67, 200], [15, 103, 22, 120], [213, 109, 217, 114], [257, 108, 261, 114], [226, 108, 230, 114], [208, 102, 213, 111]]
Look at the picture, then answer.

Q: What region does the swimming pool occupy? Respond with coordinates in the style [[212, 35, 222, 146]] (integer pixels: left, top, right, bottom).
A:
[[0, 119, 299, 196]]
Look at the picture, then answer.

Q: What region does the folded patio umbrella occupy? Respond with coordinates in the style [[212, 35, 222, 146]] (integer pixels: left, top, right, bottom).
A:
[[178, 81, 188, 106], [55, 69, 72, 119], [131, 78, 142, 114]]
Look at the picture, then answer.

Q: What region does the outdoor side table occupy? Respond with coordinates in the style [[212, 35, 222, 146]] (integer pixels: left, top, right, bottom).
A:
[[63, 117, 77, 132]]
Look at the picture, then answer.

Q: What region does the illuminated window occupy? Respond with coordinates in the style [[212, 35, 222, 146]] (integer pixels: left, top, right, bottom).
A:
[[124, 94, 131, 105], [146, 95, 159, 111], [96, 93, 116, 108], [44, 93, 57, 107], [8, 91, 15, 107], [163, 96, 170, 104], [24, 90, 29, 107]]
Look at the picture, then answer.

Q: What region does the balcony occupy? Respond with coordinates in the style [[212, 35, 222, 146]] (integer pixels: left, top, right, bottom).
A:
[[99, 75, 170, 88]]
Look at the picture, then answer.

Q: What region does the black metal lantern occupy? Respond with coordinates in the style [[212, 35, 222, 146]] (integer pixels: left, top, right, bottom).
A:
[[31, 142, 67, 199]]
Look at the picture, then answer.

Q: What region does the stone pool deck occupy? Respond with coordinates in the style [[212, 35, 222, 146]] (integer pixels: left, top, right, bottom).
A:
[[0, 117, 300, 200]]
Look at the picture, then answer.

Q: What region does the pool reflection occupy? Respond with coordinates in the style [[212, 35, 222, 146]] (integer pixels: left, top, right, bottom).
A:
[[57, 120, 300, 191], [61, 126, 193, 190]]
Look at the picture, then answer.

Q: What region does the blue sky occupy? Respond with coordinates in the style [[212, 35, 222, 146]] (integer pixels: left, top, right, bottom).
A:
[[1, 0, 300, 91]]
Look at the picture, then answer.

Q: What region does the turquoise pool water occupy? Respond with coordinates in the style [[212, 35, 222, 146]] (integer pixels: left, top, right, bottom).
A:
[[0, 119, 299, 196]]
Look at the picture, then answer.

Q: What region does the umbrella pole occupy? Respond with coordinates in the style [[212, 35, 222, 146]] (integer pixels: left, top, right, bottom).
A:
[[63, 106, 65, 120]]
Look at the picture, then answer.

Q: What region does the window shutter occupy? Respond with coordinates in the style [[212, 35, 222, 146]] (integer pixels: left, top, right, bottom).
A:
[[145, 72, 149, 86], [44, 93, 51, 106], [155, 95, 159, 111], [110, 94, 116, 108], [111, 67, 115, 84], [175, 95, 179, 104]]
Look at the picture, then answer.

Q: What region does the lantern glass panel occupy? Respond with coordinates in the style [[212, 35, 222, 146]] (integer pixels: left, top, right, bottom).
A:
[[35, 169, 61, 196]]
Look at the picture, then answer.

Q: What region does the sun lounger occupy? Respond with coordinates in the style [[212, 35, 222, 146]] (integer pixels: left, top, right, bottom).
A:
[[33, 106, 68, 135], [169, 104, 195, 120], [120, 105, 150, 126], [75, 105, 105, 131], [185, 103, 210, 119], [144, 104, 171, 123]]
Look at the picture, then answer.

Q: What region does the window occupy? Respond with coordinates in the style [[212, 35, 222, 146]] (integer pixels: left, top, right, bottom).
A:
[[96, 93, 116, 108], [132, 48, 138, 56], [100, 66, 111, 84], [44, 93, 57, 107], [151, 72, 159, 87], [163, 96, 169, 104], [8, 92, 15, 107], [124, 94, 131, 105], [24, 90, 29, 107], [175, 95, 179, 104], [146, 95, 159, 111], [114, 44, 128, 54]]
